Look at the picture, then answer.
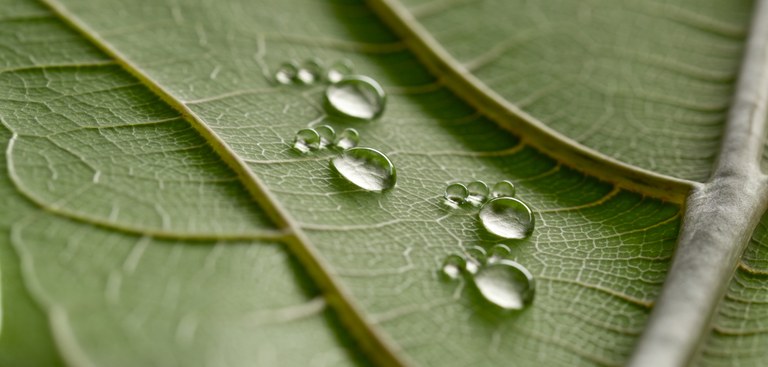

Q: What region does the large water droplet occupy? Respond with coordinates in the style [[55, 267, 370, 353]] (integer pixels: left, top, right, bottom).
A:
[[327, 59, 354, 83], [324, 76, 386, 120], [479, 197, 535, 239], [335, 128, 359, 150], [466, 180, 489, 206], [491, 180, 516, 198], [275, 62, 299, 85], [441, 254, 466, 281], [297, 59, 323, 84], [314, 125, 335, 149], [330, 147, 396, 192], [293, 128, 320, 153], [473, 259, 535, 310], [444, 183, 468, 208]]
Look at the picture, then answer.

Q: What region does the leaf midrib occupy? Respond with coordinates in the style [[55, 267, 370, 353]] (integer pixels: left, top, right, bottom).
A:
[[38, 0, 411, 366]]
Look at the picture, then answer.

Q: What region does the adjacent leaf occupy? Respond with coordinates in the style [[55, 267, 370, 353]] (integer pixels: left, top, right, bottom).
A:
[[697, 215, 768, 366]]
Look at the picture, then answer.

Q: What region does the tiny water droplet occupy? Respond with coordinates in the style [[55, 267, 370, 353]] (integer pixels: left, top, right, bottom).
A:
[[275, 62, 299, 85], [314, 125, 335, 149], [479, 197, 535, 239], [324, 75, 386, 120], [441, 254, 466, 281], [466, 180, 489, 206], [488, 244, 511, 263], [330, 147, 396, 192], [297, 59, 323, 84], [335, 128, 360, 150], [473, 259, 535, 310], [327, 59, 354, 83], [465, 246, 487, 274], [444, 183, 468, 207], [293, 128, 320, 153], [491, 180, 516, 198]]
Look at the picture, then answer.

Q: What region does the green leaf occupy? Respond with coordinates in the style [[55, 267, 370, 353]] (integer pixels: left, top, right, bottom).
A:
[[1, 0, 766, 366]]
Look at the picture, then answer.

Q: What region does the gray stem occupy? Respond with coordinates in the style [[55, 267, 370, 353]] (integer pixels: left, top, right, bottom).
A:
[[628, 0, 768, 365]]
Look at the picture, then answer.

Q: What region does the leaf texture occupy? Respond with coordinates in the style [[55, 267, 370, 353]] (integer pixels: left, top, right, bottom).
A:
[[1, 0, 766, 366]]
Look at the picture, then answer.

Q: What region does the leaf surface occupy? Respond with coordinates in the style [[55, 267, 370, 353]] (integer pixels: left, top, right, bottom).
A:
[[1, 0, 766, 366]]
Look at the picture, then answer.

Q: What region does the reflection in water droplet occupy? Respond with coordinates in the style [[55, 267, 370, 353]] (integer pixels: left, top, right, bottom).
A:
[[473, 259, 535, 310], [324, 76, 386, 120], [466, 180, 489, 206], [479, 197, 535, 239], [491, 180, 516, 198], [335, 128, 360, 150], [441, 254, 466, 281], [315, 125, 335, 149], [330, 147, 396, 192], [444, 183, 468, 208], [488, 244, 511, 263], [293, 128, 320, 153], [327, 59, 354, 83], [465, 246, 487, 274], [297, 59, 323, 84], [275, 62, 299, 85]]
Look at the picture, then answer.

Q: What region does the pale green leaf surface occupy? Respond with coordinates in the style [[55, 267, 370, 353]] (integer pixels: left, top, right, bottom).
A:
[[0, 1, 362, 366], [395, 0, 753, 181], [1, 0, 688, 365]]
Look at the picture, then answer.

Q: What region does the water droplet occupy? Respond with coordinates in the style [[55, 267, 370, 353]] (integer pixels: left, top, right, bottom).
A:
[[275, 62, 299, 85], [479, 197, 535, 239], [444, 183, 468, 207], [324, 75, 386, 121], [335, 128, 359, 150], [297, 59, 323, 84], [466, 180, 489, 206], [488, 244, 511, 263], [293, 128, 320, 153], [465, 246, 487, 274], [441, 254, 466, 281], [330, 147, 396, 192], [473, 259, 535, 310], [327, 59, 354, 83], [491, 180, 516, 198], [314, 125, 335, 149]]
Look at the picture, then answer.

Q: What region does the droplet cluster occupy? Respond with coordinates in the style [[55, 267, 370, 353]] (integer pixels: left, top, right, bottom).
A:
[[274, 59, 354, 85], [439, 179, 537, 310], [444, 179, 516, 207], [293, 125, 359, 153], [440, 244, 534, 311]]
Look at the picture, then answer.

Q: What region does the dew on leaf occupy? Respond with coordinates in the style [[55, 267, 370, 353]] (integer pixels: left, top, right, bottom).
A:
[[330, 147, 396, 192], [491, 180, 516, 198], [297, 59, 323, 84], [315, 125, 335, 149], [444, 183, 468, 207], [441, 254, 466, 281], [324, 75, 386, 120], [327, 59, 354, 83], [293, 128, 320, 153], [479, 197, 535, 239], [335, 128, 360, 150], [472, 259, 535, 311], [274, 62, 299, 85], [466, 180, 490, 206]]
